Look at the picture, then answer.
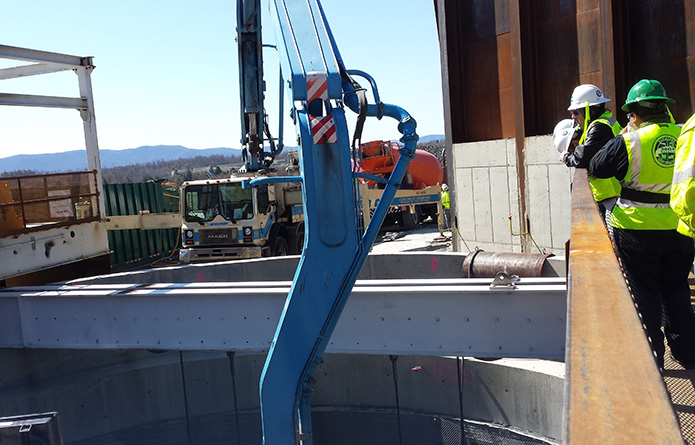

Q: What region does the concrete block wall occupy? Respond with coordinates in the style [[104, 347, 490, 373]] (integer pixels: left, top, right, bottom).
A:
[[451, 135, 572, 256]]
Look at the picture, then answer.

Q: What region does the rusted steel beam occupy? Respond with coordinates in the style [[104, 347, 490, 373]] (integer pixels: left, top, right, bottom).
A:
[[685, 0, 695, 112], [565, 169, 683, 443], [599, 0, 616, 104], [576, 0, 615, 97], [510, 0, 529, 252]]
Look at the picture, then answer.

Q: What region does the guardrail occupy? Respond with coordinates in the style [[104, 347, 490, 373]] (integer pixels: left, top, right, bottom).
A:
[[0, 171, 101, 236], [564, 169, 683, 443]]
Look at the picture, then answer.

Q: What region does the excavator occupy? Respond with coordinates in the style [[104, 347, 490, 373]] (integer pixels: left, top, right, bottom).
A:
[[234, 0, 421, 443]]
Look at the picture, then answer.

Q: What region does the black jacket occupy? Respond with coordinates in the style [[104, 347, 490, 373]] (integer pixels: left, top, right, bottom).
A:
[[588, 135, 629, 180], [563, 121, 616, 169]]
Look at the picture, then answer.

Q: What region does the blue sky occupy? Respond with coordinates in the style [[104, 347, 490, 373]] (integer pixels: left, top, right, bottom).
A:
[[0, 0, 443, 159]]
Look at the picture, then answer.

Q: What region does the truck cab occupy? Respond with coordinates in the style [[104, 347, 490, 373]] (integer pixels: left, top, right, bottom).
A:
[[179, 153, 303, 263]]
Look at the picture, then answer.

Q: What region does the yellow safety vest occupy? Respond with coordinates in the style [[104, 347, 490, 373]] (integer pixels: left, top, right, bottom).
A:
[[579, 111, 622, 202], [441, 190, 450, 209], [610, 122, 681, 230], [670, 113, 695, 237]]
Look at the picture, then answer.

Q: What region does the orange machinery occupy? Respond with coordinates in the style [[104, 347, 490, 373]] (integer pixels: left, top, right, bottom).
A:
[[356, 140, 443, 189]]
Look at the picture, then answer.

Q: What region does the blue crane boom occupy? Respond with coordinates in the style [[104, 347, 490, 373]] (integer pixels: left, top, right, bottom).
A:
[[237, 0, 283, 171], [238, 1, 419, 442]]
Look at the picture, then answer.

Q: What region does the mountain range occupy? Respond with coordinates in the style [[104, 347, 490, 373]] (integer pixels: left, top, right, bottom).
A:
[[0, 145, 242, 174], [0, 135, 445, 174]]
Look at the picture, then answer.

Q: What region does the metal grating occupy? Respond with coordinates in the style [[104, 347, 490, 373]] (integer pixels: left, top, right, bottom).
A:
[[663, 294, 695, 444]]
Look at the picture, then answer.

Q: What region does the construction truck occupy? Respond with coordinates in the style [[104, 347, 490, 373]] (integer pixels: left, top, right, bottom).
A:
[[356, 140, 443, 230], [178, 143, 441, 263], [178, 152, 304, 263]]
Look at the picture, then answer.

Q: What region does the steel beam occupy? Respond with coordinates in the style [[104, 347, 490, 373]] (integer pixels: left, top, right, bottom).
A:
[[0, 44, 86, 66], [564, 170, 683, 443], [0, 62, 76, 80], [510, 0, 529, 253], [103, 212, 181, 230], [0, 92, 87, 109], [0, 277, 566, 359]]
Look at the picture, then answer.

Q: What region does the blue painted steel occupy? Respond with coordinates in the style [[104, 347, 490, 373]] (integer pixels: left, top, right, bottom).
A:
[[260, 1, 419, 443], [270, 0, 342, 102], [238, 0, 284, 171], [357, 172, 389, 184], [241, 176, 303, 189]]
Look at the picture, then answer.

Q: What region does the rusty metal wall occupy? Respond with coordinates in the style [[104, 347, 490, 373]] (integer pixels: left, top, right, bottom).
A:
[[613, 0, 692, 123], [438, 0, 501, 143], [520, 0, 579, 136], [437, 0, 695, 143]]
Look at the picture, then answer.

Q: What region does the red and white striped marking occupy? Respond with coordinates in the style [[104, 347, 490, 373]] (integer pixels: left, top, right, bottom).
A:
[[306, 71, 328, 103], [310, 115, 337, 145]]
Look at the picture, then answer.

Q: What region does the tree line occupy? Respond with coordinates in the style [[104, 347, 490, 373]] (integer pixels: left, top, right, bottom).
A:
[[1, 140, 445, 185]]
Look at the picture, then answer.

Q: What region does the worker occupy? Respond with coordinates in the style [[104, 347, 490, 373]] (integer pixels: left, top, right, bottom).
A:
[[589, 79, 695, 370], [440, 183, 450, 233], [671, 112, 695, 236], [560, 84, 622, 225]]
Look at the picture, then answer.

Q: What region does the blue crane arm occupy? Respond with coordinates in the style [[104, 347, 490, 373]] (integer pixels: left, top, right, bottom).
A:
[[259, 1, 418, 443], [238, 0, 284, 172]]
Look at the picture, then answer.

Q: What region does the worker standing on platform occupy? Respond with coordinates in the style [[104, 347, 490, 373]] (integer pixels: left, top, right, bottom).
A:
[[560, 84, 622, 226], [589, 79, 695, 370]]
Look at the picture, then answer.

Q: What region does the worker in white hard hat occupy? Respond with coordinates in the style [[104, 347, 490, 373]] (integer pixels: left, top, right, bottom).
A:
[[440, 183, 450, 234], [559, 84, 623, 226]]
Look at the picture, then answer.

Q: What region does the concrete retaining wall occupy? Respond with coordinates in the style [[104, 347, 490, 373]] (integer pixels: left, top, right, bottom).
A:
[[0, 350, 563, 444], [452, 135, 572, 256], [70, 252, 565, 285]]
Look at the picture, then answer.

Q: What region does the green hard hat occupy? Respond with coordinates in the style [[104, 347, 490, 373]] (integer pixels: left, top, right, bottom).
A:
[[621, 79, 675, 111]]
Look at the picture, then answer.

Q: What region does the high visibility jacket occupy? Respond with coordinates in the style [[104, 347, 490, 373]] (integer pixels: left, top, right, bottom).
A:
[[579, 111, 622, 202], [610, 122, 681, 230], [670, 113, 695, 237], [441, 190, 450, 209]]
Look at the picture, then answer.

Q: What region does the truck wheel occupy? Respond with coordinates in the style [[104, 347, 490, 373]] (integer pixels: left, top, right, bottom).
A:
[[289, 223, 305, 255], [403, 207, 420, 231], [272, 236, 289, 256]]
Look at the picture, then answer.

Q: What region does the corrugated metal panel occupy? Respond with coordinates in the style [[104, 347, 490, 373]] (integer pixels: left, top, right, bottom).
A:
[[104, 181, 179, 272]]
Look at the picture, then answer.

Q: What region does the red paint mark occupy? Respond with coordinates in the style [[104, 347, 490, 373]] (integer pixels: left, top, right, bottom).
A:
[[197, 273, 205, 282], [426, 359, 472, 383], [431, 257, 438, 272], [411, 366, 422, 371]]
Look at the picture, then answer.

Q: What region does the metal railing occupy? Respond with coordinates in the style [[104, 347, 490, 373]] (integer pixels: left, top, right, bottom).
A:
[[0, 171, 101, 236], [564, 169, 683, 443]]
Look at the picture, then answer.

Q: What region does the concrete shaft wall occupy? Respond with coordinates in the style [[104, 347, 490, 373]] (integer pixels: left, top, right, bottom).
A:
[[452, 135, 572, 256], [0, 350, 563, 444]]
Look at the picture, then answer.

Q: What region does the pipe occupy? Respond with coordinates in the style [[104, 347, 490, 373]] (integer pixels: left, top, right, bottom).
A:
[[461, 251, 552, 278]]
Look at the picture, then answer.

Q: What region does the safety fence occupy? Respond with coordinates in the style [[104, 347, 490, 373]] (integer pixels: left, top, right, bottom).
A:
[[0, 171, 101, 236], [564, 169, 683, 443], [103, 181, 179, 272]]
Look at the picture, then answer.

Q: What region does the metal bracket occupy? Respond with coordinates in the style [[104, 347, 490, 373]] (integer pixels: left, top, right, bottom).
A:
[[490, 272, 520, 289]]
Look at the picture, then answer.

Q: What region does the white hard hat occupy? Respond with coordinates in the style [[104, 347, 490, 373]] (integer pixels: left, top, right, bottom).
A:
[[553, 119, 577, 153], [442, 183, 449, 191], [568, 84, 611, 111]]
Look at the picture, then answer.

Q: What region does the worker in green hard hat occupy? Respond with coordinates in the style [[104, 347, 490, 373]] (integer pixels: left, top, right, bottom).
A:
[[590, 79, 695, 370]]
